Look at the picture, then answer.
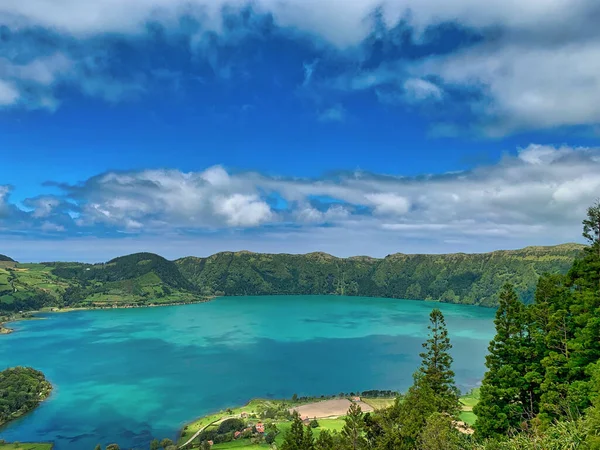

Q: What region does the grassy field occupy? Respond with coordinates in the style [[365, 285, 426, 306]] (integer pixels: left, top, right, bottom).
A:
[[459, 388, 480, 426], [0, 444, 53, 450], [362, 398, 395, 410]]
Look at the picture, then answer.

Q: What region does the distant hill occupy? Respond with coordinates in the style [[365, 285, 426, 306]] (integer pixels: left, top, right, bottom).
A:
[[0, 253, 200, 314], [0, 243, 586, 314], [176, 243, 585, 307], [0, 254, 14, 262]]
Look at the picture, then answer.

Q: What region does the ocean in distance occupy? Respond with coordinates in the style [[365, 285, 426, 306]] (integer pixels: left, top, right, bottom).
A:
[[0, 295, 496, 450]]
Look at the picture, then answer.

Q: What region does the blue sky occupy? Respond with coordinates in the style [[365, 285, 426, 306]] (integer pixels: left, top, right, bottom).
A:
[[1, 1, 600, 261]]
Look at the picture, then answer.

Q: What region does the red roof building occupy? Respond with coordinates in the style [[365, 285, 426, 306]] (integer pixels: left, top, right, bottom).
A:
[[255, 423, 265, 433], [234, 431, 241, 439]]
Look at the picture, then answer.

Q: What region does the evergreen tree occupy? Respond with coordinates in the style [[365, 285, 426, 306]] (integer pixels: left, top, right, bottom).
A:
[[302, 423, 315, 450], [150, 439, 160, 450], [340, 402, 367, 450], [393, 378, 438, 449], [474, 284, 531, 438], [281, 412, 306, 450], [93, 445, 102, 450], [314, 429, 337, 450], [419, 308, 460, 415], [418, 412, 461, 450], [583, 199, 600, 257]]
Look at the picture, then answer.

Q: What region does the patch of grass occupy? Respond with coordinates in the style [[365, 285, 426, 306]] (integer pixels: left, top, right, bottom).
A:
[[459, 388, 480, 412], [0, 443, 53, 450], [362, 398, 396, 410], [459, 411, 477, 426]]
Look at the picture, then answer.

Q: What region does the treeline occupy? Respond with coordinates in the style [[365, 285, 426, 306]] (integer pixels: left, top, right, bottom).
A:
[[0, 367, 52, 426], [176, 244, 581, 306]]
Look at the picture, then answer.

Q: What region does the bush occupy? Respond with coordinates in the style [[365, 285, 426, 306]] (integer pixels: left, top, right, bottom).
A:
[[217, 418, 245, 434]]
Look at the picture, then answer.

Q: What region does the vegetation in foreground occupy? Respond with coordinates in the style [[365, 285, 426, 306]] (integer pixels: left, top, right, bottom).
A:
[[0, 367, 52, 427], [0, 443, 53, 450], [0, 243, 583, 321]]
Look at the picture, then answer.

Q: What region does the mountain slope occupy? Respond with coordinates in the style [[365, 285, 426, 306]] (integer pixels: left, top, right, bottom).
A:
[[0, 254, 14, 262], [0, 253, 200, 314], [176, 243, 584, 306]]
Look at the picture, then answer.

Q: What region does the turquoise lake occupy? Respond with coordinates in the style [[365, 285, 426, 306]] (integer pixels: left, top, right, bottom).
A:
[[0, 295, 496, 449]]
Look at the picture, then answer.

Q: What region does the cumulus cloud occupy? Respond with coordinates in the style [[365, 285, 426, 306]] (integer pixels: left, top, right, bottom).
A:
[[1, 143, 598, 257], [1, 0, 600, 132]]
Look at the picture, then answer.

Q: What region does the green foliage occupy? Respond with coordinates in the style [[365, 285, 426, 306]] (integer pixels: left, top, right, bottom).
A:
[[281, 412, 310, 450], [216, 418, 245, 434], [176, 244, 582, 306], [0, 367, 52, 427], [474, 284, 536, 438], [419, 308, 460, 415], [340, 402, 368, 450], [418, 413, 462, 450]]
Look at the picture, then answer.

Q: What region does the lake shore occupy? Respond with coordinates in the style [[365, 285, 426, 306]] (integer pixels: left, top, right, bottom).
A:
[[0, 296, 216, 335]]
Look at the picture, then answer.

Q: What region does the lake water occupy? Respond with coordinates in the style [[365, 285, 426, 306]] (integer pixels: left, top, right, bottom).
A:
[[0, 295, 496, 449]]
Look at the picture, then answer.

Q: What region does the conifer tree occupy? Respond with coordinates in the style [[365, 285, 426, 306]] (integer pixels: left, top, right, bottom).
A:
[[302, 423, 315, 450], [419, 308, 460, 415], [474, 284, 531, 438], [583, 199, 600, 257], [340, 402, 367, 450], [281, 412, 308, 450]]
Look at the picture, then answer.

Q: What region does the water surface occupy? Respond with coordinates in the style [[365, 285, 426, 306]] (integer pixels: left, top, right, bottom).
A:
[[0, 295, 495, 449]]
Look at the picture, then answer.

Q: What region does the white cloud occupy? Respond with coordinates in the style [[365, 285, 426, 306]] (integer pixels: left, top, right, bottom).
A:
[[403, 78, 443, 103], [0, 80, 19, 106], [365, 193, 411, 215], [212, 194, 273, 226], [413, 41, 600, 133], [318, 104, 346, 122], [2, 143, 598, 257], [0, 0, 599, 131]]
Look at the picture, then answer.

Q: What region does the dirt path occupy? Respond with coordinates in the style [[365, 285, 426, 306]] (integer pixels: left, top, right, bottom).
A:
[[179, 417, 224, 449], [290, 399, 373, 419]]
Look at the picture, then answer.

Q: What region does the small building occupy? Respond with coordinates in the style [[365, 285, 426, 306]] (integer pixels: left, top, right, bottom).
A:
[[302, 416, 311, 426], [240, 412, 248, 418], [352, 396, 361, 402], [255, 423, 265, 433], [207, 441, 213, 447], [234, 431, 241, 439]]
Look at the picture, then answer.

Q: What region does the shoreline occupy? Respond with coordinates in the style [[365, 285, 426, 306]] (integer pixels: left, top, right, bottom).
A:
[[0, 296, 216, 335]]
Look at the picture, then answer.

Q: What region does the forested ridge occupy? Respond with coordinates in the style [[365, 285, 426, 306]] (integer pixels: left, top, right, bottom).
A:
[[0, 244, 583, 316], [176, 244, 582, 306], [0, 367, 52, 427]]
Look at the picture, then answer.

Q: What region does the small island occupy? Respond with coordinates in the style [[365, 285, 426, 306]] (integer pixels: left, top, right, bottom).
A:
[[0, 367, 53, 428]]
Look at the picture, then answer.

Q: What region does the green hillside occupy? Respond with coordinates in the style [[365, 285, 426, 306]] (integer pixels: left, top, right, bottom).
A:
[[0, 244, 585, 316], [0, 254, 14, 262], [176, 244, 584, 306], [0, 253, 201, 315]]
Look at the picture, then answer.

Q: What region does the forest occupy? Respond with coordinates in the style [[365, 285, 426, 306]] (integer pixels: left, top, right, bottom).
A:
[[0, 367, 52, 427], [0, 242, 581, 316]]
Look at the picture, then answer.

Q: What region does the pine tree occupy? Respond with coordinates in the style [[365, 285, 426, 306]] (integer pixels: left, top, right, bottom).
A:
[[418, 308, 460, 415], [281, 412, 306, 450], [474, 284, 531, 438], [302, 423, 315, 450], [418, 412, 461, 450], [314, 429, 337, 450], [582, 199, 600, 257], [340, 402, 367, 450]]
